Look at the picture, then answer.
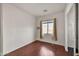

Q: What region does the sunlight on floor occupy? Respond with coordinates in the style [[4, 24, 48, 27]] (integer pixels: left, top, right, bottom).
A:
[[39, 46, 55, 56]]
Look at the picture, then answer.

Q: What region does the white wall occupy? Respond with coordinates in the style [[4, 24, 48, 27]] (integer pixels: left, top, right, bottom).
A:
[[64, 3, 74, 51], [2, 4, 36, 55], [36, 11, 65, 46], [67, 4, 76, 48], [65, 4, 76, 55], [0, 4, 1, 55], [0, 4, 2, 55], [65, 4, 76, 48]]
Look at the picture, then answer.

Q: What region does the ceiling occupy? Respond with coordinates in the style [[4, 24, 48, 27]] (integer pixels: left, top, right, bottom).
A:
[[13, 3, 66, 16]]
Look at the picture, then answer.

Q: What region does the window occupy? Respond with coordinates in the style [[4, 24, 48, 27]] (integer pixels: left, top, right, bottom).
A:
[[48, 22, 54, 35], [40, 19, 57, 40], [42, 23, 47, 36]]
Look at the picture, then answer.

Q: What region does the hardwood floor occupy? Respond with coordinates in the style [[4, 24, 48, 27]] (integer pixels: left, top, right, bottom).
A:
[[5, 40, 72, 56]]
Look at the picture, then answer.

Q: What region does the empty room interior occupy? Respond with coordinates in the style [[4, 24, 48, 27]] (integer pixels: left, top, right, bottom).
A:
[[0, 3, 79, 56]]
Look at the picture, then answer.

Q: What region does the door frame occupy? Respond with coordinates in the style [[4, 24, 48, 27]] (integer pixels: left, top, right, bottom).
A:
[[65, 3, 78, 56], [65, 3, 74, 52]]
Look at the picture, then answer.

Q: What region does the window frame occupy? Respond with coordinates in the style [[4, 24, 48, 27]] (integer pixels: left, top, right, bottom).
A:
[[40, 19, 57, 40]]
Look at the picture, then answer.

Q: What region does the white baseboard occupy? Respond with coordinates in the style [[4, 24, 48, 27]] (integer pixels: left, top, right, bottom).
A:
[[36, 39, 64, 47], [3, 40, 36, 55]]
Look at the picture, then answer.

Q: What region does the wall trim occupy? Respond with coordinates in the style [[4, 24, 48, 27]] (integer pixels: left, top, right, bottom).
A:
[[3, 40, 36, 55], [36, 39, 64, 46], [65, 3, 74, 52]]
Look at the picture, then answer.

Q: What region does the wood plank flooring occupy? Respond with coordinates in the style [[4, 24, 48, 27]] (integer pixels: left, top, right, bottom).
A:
[[5, 40, 72, 56]]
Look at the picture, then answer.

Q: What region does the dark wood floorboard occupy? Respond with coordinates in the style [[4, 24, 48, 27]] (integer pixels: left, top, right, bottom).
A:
[[5, 40, 72, 56]]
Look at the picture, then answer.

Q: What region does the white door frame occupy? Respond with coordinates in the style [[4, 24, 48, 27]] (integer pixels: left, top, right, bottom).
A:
[[65, 3, 74, 51]]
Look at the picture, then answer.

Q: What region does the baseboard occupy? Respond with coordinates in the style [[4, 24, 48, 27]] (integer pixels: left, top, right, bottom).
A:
[[36, 39, 64, 47], [3, 40, 36, 56]]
